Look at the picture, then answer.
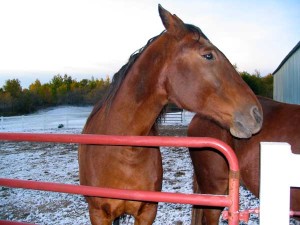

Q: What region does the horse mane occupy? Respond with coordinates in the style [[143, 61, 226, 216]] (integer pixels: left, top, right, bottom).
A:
[[85, 33, 161, 123], [185, 23, 209, 41], [86, 23, 207, 124]]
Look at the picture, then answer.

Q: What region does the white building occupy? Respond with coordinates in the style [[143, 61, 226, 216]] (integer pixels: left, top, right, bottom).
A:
[[273, 41, 300, 104]]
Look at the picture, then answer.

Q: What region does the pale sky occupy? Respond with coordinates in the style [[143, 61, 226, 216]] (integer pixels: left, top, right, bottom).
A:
[[0, 0, 299, 88]]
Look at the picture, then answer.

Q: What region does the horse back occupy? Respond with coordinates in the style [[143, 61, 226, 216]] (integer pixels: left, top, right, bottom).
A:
[[239, 96, 300, 155]]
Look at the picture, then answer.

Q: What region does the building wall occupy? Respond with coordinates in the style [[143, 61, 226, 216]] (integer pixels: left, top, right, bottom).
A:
[[273, 47, 300, 104]]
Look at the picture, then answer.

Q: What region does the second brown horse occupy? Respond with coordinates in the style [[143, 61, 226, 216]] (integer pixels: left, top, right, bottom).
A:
[[79, 5, 263, 225], [189, 96, 300, 224]]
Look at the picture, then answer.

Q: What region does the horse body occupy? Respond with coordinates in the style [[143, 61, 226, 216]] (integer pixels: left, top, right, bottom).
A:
[[79, 5, 263, 225], [188, 96, 300, 224], [79, 35, 165, 224]]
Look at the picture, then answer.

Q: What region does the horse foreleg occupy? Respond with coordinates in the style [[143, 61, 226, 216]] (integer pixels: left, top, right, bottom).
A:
[[190, 149, 229, 225], [87, 197, 123, 225], [88, 207, 114, 225], [191, 175, 204, 225], [199, 178, 227, 225], [133, 202, 158, 225], [191, 175, 223, 225]]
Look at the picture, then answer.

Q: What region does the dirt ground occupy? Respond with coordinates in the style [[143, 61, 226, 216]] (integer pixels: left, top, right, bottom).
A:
[[158, 125, 188, 136]]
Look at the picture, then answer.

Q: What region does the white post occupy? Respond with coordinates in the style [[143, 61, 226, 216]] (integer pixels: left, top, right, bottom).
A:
[[182, 110, 186, 124], [43, 115, 46, 130], [289, 153, 300, 187], [21, 115, 24, 131], [0, 116, 3, 130], [260, 142, 300, 225], [66, 114, 69, 129]]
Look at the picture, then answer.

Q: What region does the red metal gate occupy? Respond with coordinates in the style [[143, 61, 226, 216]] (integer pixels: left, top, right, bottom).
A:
[[0, 133, 240, 225]]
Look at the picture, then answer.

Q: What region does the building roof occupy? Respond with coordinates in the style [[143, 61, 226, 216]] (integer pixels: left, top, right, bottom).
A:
[[273, 41, 300, 75]]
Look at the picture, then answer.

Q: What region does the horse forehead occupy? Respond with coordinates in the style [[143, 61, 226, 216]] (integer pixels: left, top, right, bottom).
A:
[[183, 37, 216, 54]]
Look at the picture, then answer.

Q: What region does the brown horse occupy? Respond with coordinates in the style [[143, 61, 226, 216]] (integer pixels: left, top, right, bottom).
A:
[[78, 5, 263, 225], [188, 96, 300, 225]]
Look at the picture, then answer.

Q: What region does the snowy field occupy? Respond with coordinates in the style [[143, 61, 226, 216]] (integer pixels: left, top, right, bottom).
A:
[[0, 106, 299, 224], [0, 106, 194, 132]]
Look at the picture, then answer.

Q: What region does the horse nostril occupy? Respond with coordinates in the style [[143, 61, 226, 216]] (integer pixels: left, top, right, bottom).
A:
[[251, 106, 262, 124]]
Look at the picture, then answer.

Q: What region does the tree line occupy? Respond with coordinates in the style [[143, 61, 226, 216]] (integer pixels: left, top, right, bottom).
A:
[[0, 70, 273, 116], [240, 70, 273, 99], [0, 74, 110, 116]]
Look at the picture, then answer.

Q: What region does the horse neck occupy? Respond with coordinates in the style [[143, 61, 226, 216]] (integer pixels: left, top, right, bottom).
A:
[[104, 81, 166, 135], [85, 46, 168, 136]]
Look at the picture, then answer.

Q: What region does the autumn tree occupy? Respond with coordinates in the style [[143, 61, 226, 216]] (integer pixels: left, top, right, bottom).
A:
[[0, 74, 111, 115]]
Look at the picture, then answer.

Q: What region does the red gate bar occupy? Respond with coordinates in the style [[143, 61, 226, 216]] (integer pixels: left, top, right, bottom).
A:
[[290, 210, 300, 217], [0, 133, 239, 171], [0, 133, 240, 225], [0, 178, 230, 207], [0, 221, 33, 225], [223, 207, 300, 223]]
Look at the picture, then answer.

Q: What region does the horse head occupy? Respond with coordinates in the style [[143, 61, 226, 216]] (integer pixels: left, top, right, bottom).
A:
[[158, 5, 263, 138]]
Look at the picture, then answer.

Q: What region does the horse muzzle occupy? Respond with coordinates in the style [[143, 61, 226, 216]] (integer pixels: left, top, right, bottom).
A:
[[230, 106, 263, 138]]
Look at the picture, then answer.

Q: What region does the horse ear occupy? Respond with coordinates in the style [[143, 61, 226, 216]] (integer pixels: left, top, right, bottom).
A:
[[158, 4, 186, 37]]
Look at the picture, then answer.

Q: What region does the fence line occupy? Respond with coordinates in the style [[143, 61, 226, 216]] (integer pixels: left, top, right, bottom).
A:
[[0, 112, 90, 131], [0, 111, 195, 131]]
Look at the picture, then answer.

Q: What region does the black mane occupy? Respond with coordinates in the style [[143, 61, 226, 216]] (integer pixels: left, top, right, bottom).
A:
[[186, 23, 209, 41]]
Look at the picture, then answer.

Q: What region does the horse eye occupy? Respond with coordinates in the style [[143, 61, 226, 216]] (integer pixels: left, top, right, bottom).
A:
[[202, 53, 214, 60]]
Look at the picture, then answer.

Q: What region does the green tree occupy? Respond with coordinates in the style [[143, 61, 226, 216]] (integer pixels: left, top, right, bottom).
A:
[[63, 74, 73, 91], [0, 92, 13, 115], [3, 79, 22, 98], [1, 74, 112, 115], [79, 79, 88, 88], [261, 74, 273, 98], [240, 71, 260, 94], [240, 71, 273, 98], [50, 74, 64, 104], [16, 89, 36, 114]]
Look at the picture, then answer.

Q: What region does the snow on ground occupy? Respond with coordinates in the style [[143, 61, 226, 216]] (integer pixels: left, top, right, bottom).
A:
[[0, 128, 193, 225], [0, 106, 299, 224], [0, 106, 93, 131], [0, 106, 195, 132]]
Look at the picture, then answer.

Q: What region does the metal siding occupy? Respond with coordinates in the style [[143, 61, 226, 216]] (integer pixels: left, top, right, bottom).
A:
[[274, 48, 300, 104]]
